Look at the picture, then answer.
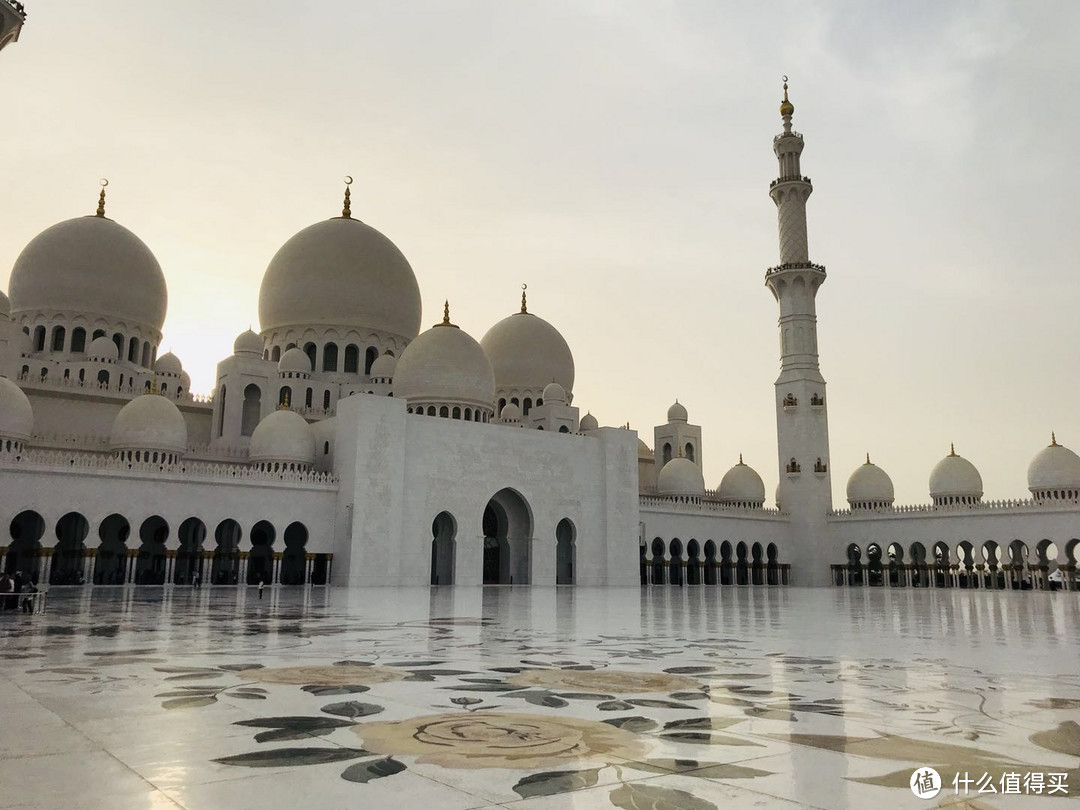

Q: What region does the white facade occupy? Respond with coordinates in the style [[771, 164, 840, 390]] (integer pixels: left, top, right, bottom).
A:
[[1, 83, 1078, 592]]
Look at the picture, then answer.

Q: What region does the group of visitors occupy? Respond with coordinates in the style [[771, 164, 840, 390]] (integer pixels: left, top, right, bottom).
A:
[[0, 571, 39, 613]]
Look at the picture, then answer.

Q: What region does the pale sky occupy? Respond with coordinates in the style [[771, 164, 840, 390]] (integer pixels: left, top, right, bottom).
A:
[[3, 1, 1078, 507]]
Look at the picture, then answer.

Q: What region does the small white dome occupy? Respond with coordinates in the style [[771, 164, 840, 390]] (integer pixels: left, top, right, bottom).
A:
[[110, 393, 187, 453], [9, 216, 168, 331], [500, 402, 522, 422], [657, 456, 705, 497], [0, 377, 34, 440], [846, 456, 895, 507], [233, 329, 263, 356], [395, 311, 495, 409], [259, 217, 421, 340], [480, 306, 575, 396], [718, 457, 766, 505], [667, 400, 688, 423], [579, 412, 598, 432], [154, 351, 183, 376], [180, 371, 191, 390], [542, 381, 567, 404], [249, 409, 315, 466], [278, 347, 312, 375], [929, 445, 983, 502], [87, 335, 119, 361], [0, 289, 9, 319], [369, 352, 397, 378], [1027, 435, 1080, 495], [775, 483, 782, 510], [637, 438, 653, 458]]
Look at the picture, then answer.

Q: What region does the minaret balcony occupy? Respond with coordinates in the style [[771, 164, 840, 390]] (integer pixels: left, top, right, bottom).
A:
[[765, 261, 827, 278], [770, 175, 811, 188]]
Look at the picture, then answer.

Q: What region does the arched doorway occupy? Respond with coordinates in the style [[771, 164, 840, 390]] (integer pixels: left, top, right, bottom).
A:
[[735, 542, 749, 585], [766, 543, 780, 585], [212, 519, 242, 584], [909, 541, 927, 588], [430, 512, 456, 586], [241, 384, 262, 436], [7, 510, 45, 581], [933, 541, 952, 588], [668, 538, 684, 586], [481, 489, 532, 585], [686, 539, 701, 585], [281, 522, 308, 584], [137, 516, 169, 584], [96, 514, 130, 584], [846, 543, 863, 586], [175, 517, 206, 585], [866, 543, 883, 587], [248, 520, 275, 584], [650, 537, 665, 585], [703, 540, 717, 585], [639, 542, 647, 585], [751, 542, 765, 585], [555, 518, 575, 585], [720, 541, 733, 585], [52, 512, 89, 584]]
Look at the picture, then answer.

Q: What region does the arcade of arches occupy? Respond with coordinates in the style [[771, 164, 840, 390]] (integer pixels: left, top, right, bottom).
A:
[[3, 511, 331, 587], [833, 540, 1080, 591], [642, 538, 790, 586]]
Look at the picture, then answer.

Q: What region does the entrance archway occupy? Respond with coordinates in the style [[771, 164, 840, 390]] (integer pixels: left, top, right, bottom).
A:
[[96, 514, 130, 584], [248, 520, 276, 584], [430, 512, 456, 586], [703, 540, 717, 585], [137, 516, 169, 584], [175, 517, 206, 585], [650, 537, 665, 585], [686, 539, 701, 585], [281, 522, 308, 584], [52, 512, 89, 584], [555, 518, 575, 585], [668, 538, 684, 586], [212, 519, 242, 584], [7, 510, 45, 580], [481, 489, 532, 584]]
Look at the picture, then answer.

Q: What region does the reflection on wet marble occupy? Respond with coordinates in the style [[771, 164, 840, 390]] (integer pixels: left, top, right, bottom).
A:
[[0, 586, 1077, 809]]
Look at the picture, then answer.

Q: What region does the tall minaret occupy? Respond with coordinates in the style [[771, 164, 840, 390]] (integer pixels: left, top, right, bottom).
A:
[[0, 1, 26, 54], [764, 78, 833, 586]]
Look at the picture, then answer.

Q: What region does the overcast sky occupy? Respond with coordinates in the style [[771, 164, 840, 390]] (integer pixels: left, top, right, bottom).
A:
[[2, 1, 1077, 506]]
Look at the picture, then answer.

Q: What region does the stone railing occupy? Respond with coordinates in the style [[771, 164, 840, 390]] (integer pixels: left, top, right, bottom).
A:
[[765, 261, 827, 277], [16, 372, 211, 405], [640, 495, 784, 517], [1, 448, 338, 487], [829, 498, 1080, 518]]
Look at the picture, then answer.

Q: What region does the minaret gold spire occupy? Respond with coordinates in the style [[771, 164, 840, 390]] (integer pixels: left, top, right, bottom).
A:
[[96, 178, 108, 217], [520, 283, 528, 313], [780, 76, 794, 118], [342, 175, 353, 218]]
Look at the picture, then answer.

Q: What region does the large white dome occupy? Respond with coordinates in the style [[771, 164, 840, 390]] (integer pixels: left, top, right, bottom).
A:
[[1027, 435, 1080, 496], [9, 216, 168, 331], [480, 306, 574, 396], [110, 393, 187, 453], [718, 457, 765, 506], [846, 456, 895, 508], [0, 377, 33, 440], [657, 457, 705, 497], [258, 217, 422, 340], [929, 445, 983, 503], [249, 409, 315, 467], [395, 310, 496, 409]]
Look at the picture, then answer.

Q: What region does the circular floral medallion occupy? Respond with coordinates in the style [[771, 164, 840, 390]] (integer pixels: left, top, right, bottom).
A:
[[238, 665, 404, 686], [356, 711, 647, 769], [507, 668, 699, 694]]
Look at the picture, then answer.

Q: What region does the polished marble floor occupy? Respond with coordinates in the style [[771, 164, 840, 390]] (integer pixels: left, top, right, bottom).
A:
[[0, 586, 1077, 810]]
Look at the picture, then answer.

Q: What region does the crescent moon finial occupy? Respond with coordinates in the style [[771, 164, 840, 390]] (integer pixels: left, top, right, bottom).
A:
[[96, 178, 108, 217], [342, 175, 352, 218], [520, 284, 528, 313]]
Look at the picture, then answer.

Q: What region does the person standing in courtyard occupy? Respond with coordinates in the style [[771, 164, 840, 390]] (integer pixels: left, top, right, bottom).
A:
[[20, 578, 36, 614], [192, 569, 200, 590], [258, 577, 264, 599]]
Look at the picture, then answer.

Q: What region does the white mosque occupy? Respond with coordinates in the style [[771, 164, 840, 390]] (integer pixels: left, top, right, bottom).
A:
[[0, 73, 1078, 592]]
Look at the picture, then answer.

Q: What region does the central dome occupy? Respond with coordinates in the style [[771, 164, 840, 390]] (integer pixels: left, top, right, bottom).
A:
[[9, 216, 167, 331], [258, 217, 422, 339]]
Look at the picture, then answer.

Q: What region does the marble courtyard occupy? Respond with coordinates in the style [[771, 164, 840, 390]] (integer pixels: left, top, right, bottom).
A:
[[0, 587, 1077, 809]]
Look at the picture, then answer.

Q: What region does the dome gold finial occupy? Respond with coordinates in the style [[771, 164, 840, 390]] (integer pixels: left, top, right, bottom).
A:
[[866, 452, 871, 465], [149, 376, 158, 395], [738, 453, 744, 465], [278, 388, 291, 410], [1051, 431, 1058, 446], [521, 283, 528, 313], [779, 75, 794, 118], [434, 299, 458, 328], [96, 178, 109, 217], [949, 442, 957, 457], [341, 175, 353, 219]]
